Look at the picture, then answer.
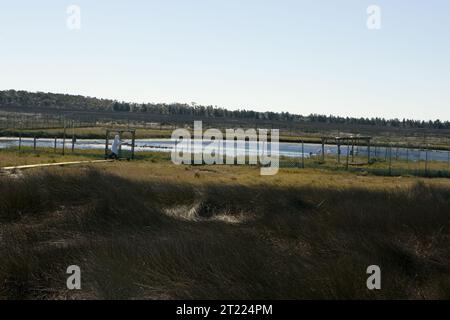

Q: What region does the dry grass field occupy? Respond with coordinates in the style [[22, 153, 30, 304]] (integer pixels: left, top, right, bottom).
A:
[[1, 148, 450, 299]]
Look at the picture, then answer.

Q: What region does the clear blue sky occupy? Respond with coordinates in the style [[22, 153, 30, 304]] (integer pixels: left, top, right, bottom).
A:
[[1, 0, 449, 120]]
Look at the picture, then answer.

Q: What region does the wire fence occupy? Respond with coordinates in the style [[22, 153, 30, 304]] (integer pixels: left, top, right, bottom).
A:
[[279, 141, 450, 177], [1, 115, 449, 178]]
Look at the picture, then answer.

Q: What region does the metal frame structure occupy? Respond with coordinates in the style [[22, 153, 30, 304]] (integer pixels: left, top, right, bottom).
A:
[[104, 129, 136, 160], [320, 135, 372, 168]]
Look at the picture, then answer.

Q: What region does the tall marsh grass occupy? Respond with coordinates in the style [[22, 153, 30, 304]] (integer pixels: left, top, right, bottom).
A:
[[0, 168, 449, 299]]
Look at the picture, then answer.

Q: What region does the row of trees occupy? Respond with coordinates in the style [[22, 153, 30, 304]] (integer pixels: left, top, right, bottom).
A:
[[1, 90, 449, 129]]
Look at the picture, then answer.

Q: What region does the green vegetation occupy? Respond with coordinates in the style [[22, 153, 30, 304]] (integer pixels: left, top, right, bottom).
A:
[[0, 165, 449, 299], [1, 136, 449, 300], [2, 90, 450, 152], [1, 145, 450, 179], [1, 124, 449, 156], [2, 89, 450, 129], [0, 126, 176, 140]]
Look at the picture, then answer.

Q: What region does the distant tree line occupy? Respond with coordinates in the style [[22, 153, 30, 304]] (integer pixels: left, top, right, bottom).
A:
[[1, 90, 449, 129]]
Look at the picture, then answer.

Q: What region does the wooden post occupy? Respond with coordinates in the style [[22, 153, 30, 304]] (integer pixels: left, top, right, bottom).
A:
[[447, 150, 450, 170], [71, 137, 75, 152], [18, 131, 22, 152], [406, 146, 409, 167], [71, 120, 75, 152], [337, 141, 341, 164], [418, 149, 421, 173], [321, 139, 325, 162], [389, 146, 392, 176], [351, 139, 355, 163], [54, 137, 57, 153], [131, 130, 136, 160], [62, 120, 66, 155], [447, 138, 450, 171], [33, 136, 37, 152], [425, 147, 429, 176], [301, 140, 305, 169], [367, 139, 371, 164], [346, 141, 350, 170], [105, 130, 110, 159]]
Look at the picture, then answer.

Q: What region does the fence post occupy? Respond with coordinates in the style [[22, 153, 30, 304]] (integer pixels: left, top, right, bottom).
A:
[[321, 139, 325, 163], [33, 136, 37, 152], [131, 130, 136, 160], [351, 139, 355, 163], [406, 146, 409, 168], [337, 141, 341, 164], [18, 130, 22, 152], [62, 120, 66, 155], [71, 120, 75, 152], [54, 137, 57, 153], [301, 140, 305, 169], [418, 149, 421, 174], [105, 130, 110, 159], [448, 138, 450, 171], [388, 146, 392, 176], [346, 142, 350, 170], [448, 150, 450, 170]]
